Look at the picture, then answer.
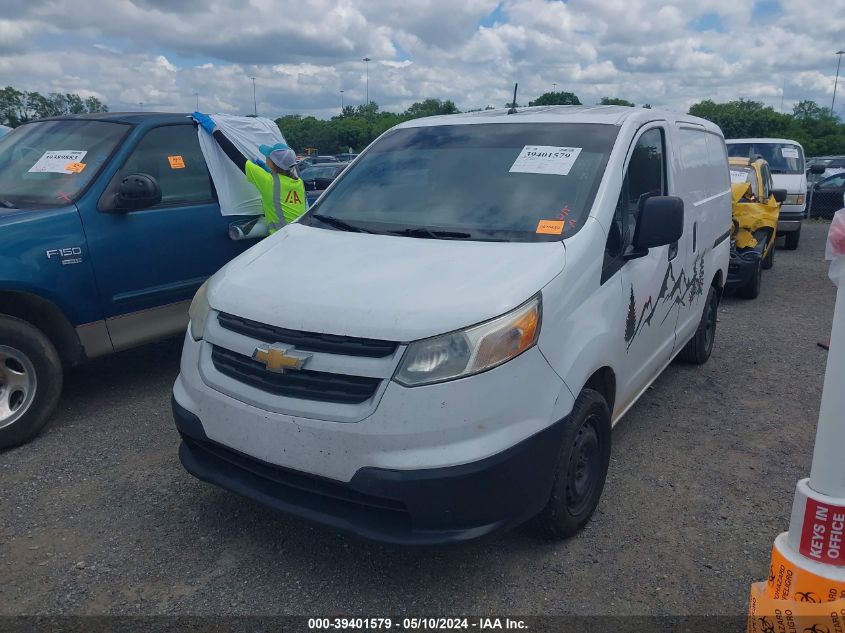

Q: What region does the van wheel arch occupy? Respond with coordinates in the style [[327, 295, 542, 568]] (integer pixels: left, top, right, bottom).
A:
[[583, 367, 616, 414], [0, 291, 84, 367]]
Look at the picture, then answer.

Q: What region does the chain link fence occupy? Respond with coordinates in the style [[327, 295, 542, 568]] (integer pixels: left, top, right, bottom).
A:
[[808, 190, 844, 220]]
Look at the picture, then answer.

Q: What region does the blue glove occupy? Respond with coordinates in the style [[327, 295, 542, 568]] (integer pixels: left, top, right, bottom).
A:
[[192, 111, 216, 134], [251, 158, 271, 173]]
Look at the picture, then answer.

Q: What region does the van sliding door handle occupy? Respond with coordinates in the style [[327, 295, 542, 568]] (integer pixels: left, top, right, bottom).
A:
[[693, 222, 697, 252]]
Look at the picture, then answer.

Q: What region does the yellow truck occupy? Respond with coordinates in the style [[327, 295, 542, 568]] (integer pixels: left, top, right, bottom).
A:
[[727, 157, 786, 299]]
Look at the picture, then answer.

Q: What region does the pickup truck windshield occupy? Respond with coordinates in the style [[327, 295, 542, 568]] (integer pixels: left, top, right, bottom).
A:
[[0, 120, 128, 209], [307, 122, 618, 241], [727, 142, 804, 175]]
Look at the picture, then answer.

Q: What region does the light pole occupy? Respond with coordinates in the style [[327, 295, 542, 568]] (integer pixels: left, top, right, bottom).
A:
[[362, 57, 371, 105], [552, 82, 557, 93], [340, 89, 344, 110], [249, 76, 257, 116], [832, 50, 845, 117], [194, 91, 199, 110], [138, 101, 143, 111]]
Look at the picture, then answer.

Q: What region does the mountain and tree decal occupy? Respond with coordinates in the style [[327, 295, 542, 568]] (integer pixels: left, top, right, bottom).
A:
[[624, 253, 706, 351]]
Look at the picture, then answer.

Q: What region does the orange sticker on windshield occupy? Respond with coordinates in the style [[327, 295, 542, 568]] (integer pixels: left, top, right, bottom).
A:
[[168, 155, 185, 169], [65, 162, 86, 174], [536, 220, 564, 235]]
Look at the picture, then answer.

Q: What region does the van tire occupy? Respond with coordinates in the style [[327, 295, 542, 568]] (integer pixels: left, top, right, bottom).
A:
[[762, 241, 775, 270], [737, 260, 762, 300], [535, 388, 611, 539], [678, 285, 718, 364], [0, 316, 63, 449], [784, 228, 801, 251]]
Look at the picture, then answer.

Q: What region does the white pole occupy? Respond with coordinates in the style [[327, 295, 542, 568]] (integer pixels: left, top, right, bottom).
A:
[[809, 225, 845, 497]]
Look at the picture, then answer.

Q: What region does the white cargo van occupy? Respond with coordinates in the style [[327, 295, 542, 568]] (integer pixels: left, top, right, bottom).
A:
[[173, 106, 731, 544], [726, 138, 807, 249]]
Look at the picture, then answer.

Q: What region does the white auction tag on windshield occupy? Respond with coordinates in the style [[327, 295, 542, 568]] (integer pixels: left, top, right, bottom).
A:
[[781, 147, 799, 159], [28, 150, 88, 174], [730, 169, 749, 183], [509, 146, 582, 175]]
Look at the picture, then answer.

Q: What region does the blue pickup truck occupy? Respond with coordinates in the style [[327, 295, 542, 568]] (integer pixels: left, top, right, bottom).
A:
[[0, 112, 257, 447]]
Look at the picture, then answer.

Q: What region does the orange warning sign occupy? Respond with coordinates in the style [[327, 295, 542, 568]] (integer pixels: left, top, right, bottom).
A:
[[748, 581, 845, 633], [536, 220, 564, 235], [767, 541, 845, 603], [168, 155, 185, 169], [65, 162, 86, 174]]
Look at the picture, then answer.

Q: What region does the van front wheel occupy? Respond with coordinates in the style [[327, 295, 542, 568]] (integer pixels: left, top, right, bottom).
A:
[[0, 316, 63, 449], [535, 389, 611, 539]]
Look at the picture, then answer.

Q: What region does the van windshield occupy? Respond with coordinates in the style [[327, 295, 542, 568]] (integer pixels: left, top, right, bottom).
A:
[[306, 122, 618, 242], [727, 142, 804, 175], [0, 120, 128, 209]]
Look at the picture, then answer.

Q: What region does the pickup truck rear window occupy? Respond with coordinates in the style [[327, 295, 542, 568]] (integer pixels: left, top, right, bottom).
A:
[[306, 122, 618, 242], [0, 120, 127, 209]]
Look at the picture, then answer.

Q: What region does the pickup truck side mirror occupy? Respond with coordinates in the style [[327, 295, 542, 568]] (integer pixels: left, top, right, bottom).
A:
[[112, 173, 162, 211], [810, 164, 826, 175], [631, 196, 684, 252], [772, 189, 787, 203]]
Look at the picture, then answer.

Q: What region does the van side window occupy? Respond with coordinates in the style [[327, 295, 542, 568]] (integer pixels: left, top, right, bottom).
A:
[[603, 128, 666, 281]]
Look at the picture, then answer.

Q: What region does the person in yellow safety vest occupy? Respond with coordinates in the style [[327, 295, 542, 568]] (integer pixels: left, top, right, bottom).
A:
[[192, 112, 306, 234]]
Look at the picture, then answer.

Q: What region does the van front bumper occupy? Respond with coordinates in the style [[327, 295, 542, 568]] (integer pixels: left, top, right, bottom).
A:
[[777, 206, 804, 233], [174, 397, 566, 545]]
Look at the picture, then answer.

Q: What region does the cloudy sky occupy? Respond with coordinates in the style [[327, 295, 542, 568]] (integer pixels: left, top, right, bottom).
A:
[[1, 0, 844, 119]]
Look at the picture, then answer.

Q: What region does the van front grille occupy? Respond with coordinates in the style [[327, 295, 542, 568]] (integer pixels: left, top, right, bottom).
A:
[[217, 312, 397, 358], [211, 345, 381, 404]]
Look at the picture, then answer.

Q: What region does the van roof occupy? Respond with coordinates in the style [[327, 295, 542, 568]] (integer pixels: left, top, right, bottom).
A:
[[725, 138, 805, 147], [394, 105, 722, 134]]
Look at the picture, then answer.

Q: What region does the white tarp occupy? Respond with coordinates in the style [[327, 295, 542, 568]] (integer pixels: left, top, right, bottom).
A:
[[197, 114, 288, 216]]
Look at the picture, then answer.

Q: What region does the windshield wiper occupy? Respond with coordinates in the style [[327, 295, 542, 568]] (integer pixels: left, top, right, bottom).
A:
[[311, 214, 374, 234], [390, 227, 473, 240]]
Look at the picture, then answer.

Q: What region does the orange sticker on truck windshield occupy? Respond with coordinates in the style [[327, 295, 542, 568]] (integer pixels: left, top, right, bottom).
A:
[[65, 162, 86, 173], [536, 220, 564, 234], [168, 155, 185, 169]]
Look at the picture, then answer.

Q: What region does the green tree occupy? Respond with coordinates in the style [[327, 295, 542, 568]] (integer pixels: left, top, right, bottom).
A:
[[403, 98, 459, 118], [600, 97, 635, 107], [529, 91, 581, 106]]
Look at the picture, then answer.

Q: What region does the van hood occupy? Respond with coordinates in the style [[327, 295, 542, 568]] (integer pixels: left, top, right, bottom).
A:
[[209, 223, 566, 342], [772, 173, 805, 192]]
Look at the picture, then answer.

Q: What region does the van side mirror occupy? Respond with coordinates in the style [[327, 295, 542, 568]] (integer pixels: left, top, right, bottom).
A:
[[810, 164, 826, 175], [630, 196, 684, 253], [772, 189, 787, 203], [113, 173, 162, 211]]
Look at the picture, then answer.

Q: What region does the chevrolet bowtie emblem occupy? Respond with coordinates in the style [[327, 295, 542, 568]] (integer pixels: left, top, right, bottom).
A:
[[252, 343, 312, 373]]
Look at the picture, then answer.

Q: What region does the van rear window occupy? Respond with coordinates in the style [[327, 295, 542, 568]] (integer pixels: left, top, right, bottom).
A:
[[306, 123, 618, 242]]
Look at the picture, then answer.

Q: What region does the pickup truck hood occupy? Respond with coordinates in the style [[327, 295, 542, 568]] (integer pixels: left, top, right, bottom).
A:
[[772, 173, 805, 192], [0, 206, 31, 224], [209, 223, 565, 342]]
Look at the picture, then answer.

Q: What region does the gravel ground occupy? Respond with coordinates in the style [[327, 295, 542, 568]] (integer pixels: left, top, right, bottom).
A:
[[0, 221, 837, 617]]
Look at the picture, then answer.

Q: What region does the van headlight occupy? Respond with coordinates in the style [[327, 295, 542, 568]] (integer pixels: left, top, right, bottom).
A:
[[188, 281, 211, 341], [393, 295, 541, 387], [784, 194, 805, 206]]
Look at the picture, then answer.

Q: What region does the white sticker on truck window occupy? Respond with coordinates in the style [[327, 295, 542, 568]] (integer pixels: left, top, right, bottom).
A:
[[730, 169, 749, 183], [781, 147, 799, 159], [509, 146, 582, 176], [28, 150, 88, 174]]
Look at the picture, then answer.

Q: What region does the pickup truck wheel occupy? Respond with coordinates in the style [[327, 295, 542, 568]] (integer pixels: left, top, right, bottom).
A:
[[762, 241, 775, 270], [535, 389, 611, 539], [737, 260, 762, 300], [784, 227, 801, 251], [678, 285, 718, 364], [0, 316, 62, 449]]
